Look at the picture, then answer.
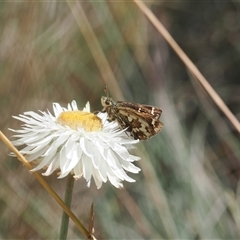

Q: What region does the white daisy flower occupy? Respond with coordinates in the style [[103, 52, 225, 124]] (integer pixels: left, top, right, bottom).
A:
[[10, 100, 141, 189]]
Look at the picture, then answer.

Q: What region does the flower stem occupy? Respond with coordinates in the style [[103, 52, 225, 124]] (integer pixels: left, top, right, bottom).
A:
[[60, 174, 75, 240]]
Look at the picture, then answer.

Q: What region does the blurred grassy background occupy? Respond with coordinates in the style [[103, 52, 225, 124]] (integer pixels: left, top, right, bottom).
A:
[[0, 1, 240, 239]]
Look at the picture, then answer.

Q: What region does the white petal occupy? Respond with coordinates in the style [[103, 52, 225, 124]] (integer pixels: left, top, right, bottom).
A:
[[64, 144, 80, 173], [31, 151, 55, 171], [73, 157, 83, 179], [25, 145, 50, 161], [80, 138, 93, 158], [43, 153, 60, 176], [92, 168, 103, 189], [71, 100, 78, 111], [83, 101, 90, 112], [96, 160, 108, 182], [121, 161, 141, 173], [82, 154, 92, 183], [53, 103, 64, 117]]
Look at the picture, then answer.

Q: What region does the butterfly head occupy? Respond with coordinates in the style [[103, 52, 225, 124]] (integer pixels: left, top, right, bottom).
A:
[[101, 96, 114, 108]]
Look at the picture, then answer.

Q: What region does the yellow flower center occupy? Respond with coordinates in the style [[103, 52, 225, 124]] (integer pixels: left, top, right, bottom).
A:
[[56, 111, 102, 132]]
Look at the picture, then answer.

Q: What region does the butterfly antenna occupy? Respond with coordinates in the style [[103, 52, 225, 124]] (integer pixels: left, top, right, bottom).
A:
[[104, 85, 110, 98]]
